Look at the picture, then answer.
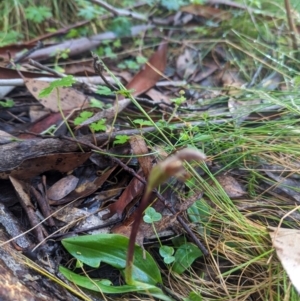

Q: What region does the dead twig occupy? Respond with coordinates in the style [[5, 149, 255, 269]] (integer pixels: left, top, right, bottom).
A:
[[6, 41, 43, 68], [28, 58, 99, 93], [91, 53, 119, 91], [90, 0, 172, 25]]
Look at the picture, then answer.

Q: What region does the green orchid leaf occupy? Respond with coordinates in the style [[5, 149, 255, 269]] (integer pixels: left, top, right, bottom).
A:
[[59, 266, 173, 301], [61, 234, 162, 285]]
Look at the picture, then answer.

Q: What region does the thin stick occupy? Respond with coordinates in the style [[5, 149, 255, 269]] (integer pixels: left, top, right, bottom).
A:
[[284, 0, 299, 58], [6, 41, 43, 68], [89, 0, 171, 25]]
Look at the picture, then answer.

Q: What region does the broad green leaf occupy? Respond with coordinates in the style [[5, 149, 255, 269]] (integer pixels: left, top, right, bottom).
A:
[[59, 266, 173, 301], [62, 234, 162, 285], [172, 243, 202, 274]]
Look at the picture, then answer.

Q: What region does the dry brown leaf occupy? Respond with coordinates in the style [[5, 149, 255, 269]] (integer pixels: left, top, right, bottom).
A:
[[25, 78, 90, 112], [215, 174, 246, 198], [129, 135, 152, 178], [145, 88, 171, 106], [52, 206, 116, 235], [126, 42, 168, 96], [49, 167, 115, 205], [0, 202, 31, 248], [269, 226, 300, 294], [176, 48, 198, 79], [219, 70, 246, 95], [9, 176, 45, 242], [104, 136, 153, 219], [103, 170, 145, 219], [0, 152, 91, 180], [29, 106, 51, 123], [18, 112, 63, 139], [47, 175, 79, 201], [181, 4, 231, 21]]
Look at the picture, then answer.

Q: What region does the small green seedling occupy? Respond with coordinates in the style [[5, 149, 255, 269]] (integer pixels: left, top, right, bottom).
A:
[[159, 246, 175, 265], [133, 119, 153, 127], [25, 6, 52, 23], [143, 207, 175, 264], [143, 207, 162, 223], [171, 90, 186, 106], [113, 134, 130, 145], [96, 85, 113, 96], [89, 119, 106, 132], [74, 111, 94, 125], [0, 99, 14, 108], [90, 98, 105, 109], [38, 75, 75, 98], [74, 111, 106, 132]]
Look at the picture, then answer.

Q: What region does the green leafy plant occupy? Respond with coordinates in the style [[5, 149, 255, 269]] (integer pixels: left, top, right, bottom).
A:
[[118, 59, 140, 71], [60, 234, 172, 301], [89, 98, 105, 109], [74, 111, 107, 132], [76, 0, 105, 20], [38, 76, 83, 149], [168, 90, 187, 123], [171, 242, 202, 274], [0, 31, 23, 46], [133, 119, 153, 127], [89, 119, 106, 132], [96, 85, 113, 96], [73, 111, 93, 125], [25, 6, 52, 23], [159, 246, 175, 264], [170, 90, 186, 106], [109, 17, 132, 37], [39, 76, 76, 97], [143, 207, 175, 265], [0, 99, 14, 108], [143, 207, 162, 223], [113, 134, 130, 145], [187, 199, 211, 236], [184, 291, 203, 301]]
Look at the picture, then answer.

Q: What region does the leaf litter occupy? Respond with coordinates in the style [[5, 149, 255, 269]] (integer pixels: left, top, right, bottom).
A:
[[0, 0, 300, 300]]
